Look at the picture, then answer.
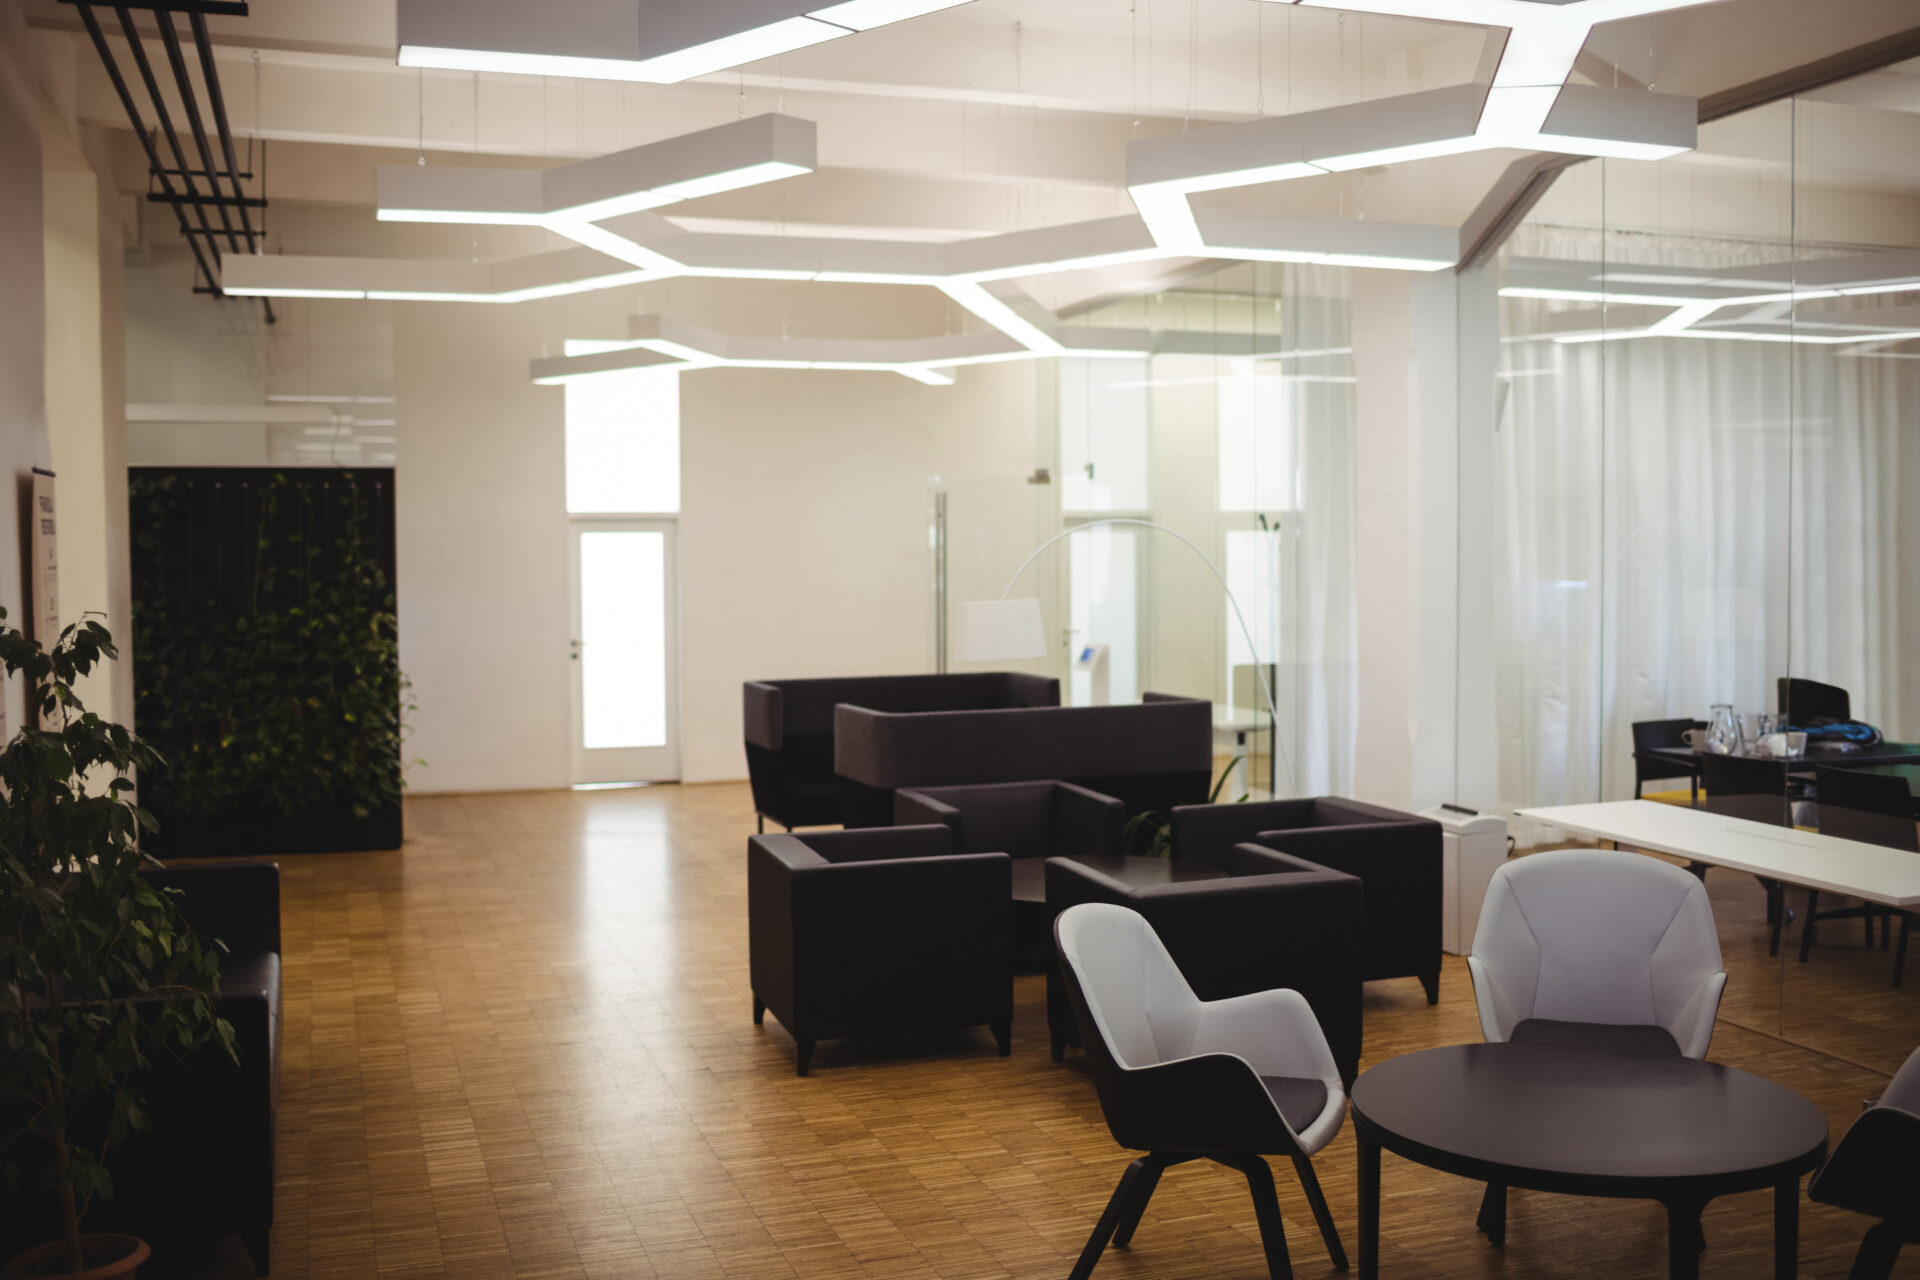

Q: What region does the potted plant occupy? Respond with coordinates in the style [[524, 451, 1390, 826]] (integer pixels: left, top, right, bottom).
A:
[[0, 610, 231, 1279], [1122, 755, 1248, 858]]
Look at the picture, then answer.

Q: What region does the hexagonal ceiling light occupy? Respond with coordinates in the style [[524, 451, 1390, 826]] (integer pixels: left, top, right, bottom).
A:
[[1128, 0, 1730, 254], [397, 0, 976, 85]]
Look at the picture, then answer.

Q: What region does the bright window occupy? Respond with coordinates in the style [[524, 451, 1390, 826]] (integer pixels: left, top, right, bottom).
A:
[[566, 370, 680, 514], [579, 530, 668, 749]]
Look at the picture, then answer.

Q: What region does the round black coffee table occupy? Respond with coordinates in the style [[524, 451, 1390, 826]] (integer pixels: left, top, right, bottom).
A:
[[1350, 1043, 1828, 1280]]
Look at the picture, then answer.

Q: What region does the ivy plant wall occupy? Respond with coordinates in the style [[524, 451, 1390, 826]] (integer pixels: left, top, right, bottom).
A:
[[129, 468, 407, 854]]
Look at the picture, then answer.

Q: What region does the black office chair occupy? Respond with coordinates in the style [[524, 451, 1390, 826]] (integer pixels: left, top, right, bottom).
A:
[[1818, 766, 1920, 988], [1808, 1044, 1920, 1280], [1054, 903, 1348, 1280], [1631, 717, 1706, 801], [1780, 676, 1851, 727], [1698, 753, 1795, 954]]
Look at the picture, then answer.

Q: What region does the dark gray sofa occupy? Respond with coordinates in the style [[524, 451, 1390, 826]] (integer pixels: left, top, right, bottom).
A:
[[748, 825, 1012, 1075], [833, 692, 1214, 828], [742, 672, 1058, 830], [1171, 796, 1445, 1004]]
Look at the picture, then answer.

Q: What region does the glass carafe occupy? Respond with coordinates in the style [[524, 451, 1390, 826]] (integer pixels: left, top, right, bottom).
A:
[[1706, 704, 1739, 755]]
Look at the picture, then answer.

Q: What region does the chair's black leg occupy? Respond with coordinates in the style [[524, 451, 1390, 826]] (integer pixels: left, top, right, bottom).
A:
[[1800, 890, 1821, 963], [757, 813, 765, 834], [1051, 1027, 1068, 1063], [1773, 1177, 1798, 1280], [1882, 910, 1892, 949], [1112, 1154, 1169, 1249], [1217, 1155, 1295, 1280], [1666, 1200, 1704, 1280], [1847, 1221, 1904, 1280], [1291, 1152, 1348, 1271], [795, 1039, 815, 1077], [1637, 779, 1644, 799], [1418, 967, 1441, 1005], [753, 995, 765, 1025], [1866, 908, 1876, 948], [1895, 917, 1910, 990], [990, 1020, 1011, 1057], [1069, 1158, 1154, 1280], [1476, 1181, 1506, 1248]]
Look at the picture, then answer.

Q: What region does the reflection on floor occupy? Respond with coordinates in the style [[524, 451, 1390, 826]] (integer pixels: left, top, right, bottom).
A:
[[243, 784, 1919, 1279]]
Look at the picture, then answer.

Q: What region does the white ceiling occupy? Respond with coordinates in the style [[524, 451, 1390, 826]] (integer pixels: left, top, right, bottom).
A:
[[27, 0, 1920, 273]]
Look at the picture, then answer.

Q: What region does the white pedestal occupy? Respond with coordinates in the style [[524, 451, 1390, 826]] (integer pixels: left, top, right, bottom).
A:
[[1422, 806, 1509, 955]]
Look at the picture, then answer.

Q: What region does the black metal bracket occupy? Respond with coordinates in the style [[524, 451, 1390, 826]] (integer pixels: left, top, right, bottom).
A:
[[57, 0, 250, 14], [147, 192, 268, 208]]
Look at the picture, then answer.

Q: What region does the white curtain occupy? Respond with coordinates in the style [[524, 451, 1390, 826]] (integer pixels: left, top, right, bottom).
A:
[[1493, 230, 1920, 807], [1281, 263, 1360, 798]]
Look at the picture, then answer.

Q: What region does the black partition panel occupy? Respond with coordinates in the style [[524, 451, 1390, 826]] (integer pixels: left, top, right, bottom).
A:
[[129, 468, 402, 854]]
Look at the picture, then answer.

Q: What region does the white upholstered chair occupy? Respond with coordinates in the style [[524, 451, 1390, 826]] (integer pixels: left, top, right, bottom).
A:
[[1054, 902, 1346, 1280], [1469, 848, 1727, 1060]]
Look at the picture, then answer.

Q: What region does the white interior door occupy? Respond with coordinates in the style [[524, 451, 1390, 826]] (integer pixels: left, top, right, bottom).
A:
[[570, 519, 680, 783]]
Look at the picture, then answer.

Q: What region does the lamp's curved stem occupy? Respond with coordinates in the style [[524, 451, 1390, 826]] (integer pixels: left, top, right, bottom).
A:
[[1000, 517, 1295, 795]]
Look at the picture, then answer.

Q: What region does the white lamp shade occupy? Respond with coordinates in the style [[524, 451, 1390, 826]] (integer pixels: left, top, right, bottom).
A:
[[954, 598, 1046, 662]]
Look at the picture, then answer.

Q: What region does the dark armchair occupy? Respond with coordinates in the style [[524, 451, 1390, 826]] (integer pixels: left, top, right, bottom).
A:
[[747, 825, 1012, 1075], [1631, 717, 1705, 800], [1808, 1043, 1920, 1280], [1780, 676, 1851, 727], [742, 673, 1058, 831], [110, 862, 281, 1277], [895, 780, 1126, 968], [1171, 796, 1443, 1005], [1046, 843, 1364, 1084]]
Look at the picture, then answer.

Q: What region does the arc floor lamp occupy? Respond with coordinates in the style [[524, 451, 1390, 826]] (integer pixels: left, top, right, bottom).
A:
[[952, 516, 1295, 796]]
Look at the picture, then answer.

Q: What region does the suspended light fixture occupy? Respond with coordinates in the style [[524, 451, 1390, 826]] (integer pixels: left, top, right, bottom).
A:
[[376, 114, 817, 226], [397, 0, 976, 85]]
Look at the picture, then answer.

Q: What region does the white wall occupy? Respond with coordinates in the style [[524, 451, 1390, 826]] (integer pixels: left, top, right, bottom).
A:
[[374, 282, 1043, 793], [394, 301, 573, 793], [0, 0, 50, 737], [42, 97, 130, 721]]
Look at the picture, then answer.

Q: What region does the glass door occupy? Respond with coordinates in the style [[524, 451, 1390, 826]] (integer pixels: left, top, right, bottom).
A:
[[570, 519, 679, 783]]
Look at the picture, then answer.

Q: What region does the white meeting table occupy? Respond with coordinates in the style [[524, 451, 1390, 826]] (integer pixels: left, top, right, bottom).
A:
[[1517, 800, 1920, 911]]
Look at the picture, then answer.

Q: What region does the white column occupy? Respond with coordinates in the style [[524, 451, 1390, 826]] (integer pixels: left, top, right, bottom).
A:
[[1350, 265, 1500, 813]]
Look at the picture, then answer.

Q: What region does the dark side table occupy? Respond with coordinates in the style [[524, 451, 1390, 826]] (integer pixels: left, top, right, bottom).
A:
[[1351, 1043, 1828, 1280]]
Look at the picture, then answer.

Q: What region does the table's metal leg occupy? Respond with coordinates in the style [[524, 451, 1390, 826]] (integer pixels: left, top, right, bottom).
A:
[[1666, 1200, 1704, 1280], [1775, 1178, 1800, 1280], [1358, 1129, 1380, 1280], [1475, 1182, 1506, 1248]]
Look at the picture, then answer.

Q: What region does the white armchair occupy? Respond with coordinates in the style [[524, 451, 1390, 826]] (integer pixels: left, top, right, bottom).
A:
[[1468, 849, 1727, 1060], [1053, 902, 1347, 1280]]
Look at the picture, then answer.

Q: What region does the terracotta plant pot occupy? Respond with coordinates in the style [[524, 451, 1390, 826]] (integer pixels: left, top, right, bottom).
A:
[[3, 1235, 150, 1280]]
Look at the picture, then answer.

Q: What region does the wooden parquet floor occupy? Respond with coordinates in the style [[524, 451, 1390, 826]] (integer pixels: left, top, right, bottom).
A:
[[246, 783, 1920, 1280]]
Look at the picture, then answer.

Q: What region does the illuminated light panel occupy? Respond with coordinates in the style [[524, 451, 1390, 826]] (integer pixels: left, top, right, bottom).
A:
[[806, 0, 972, 29], [896, 366, 957, 385], [940, 280, 1064, 354], [375, 208, 547, 226], [379, 116, 816, 228], [651, 160, 815, 203], [224, 286, 367, 299], [398, 44, 668, 81], [620, 17, 851, 84], [1310, 136, 1483, 172], [364, 290, 500, 302]]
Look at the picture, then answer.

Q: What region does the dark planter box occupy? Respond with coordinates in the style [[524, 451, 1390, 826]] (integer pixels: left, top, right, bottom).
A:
[[151, 804, 403, 857]]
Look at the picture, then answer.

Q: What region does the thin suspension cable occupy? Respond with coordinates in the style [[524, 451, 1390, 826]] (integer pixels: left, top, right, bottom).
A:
[[998, 517, 1296, 792]]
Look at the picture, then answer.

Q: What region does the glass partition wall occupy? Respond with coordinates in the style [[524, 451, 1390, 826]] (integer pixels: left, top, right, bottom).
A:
[[1486, 62, 1920, 1067], [935, 262, 1358, 800]]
